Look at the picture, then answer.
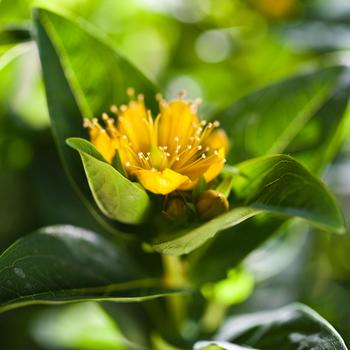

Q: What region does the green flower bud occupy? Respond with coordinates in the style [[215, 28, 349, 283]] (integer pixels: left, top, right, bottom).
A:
[[196, 190, 229, 221]]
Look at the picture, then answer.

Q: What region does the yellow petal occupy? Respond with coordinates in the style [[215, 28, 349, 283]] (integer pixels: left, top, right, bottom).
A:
[[203, 148, 225, 183], [203, 129, 229, 154], [158, 100, 199, 153], [177, 151, 224, 191], [136, 168, 190, 195], [118, 100, 152, 153], [89, 127, 116, 163]]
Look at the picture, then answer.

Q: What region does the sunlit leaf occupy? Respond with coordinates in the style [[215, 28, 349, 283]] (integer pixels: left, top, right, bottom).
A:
[[33, 8, 157, 235], [216, 66, 350, 172], [67, 138, 151, 225]]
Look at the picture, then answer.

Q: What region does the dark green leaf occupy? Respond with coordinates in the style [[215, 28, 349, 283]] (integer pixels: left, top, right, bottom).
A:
[[216, 66, 350, 171], [234, 155, 344, 233], [151, 207, 261, 256], [189, 215, 285, 285], [0, 225, 177, 313], [151, 155, 344, 256], [214, 303, 348, 350], [66, 138, 151, 225], [33, 8, 157, 235], [191, 67, 350, 284]]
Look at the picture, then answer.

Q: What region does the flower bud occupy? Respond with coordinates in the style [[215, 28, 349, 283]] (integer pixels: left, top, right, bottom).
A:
[[163, 195, 188, 221], [196, 190, 229, 221]]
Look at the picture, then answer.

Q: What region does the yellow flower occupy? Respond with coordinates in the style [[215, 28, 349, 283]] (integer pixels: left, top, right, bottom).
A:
[[84, 91, 228, 195]]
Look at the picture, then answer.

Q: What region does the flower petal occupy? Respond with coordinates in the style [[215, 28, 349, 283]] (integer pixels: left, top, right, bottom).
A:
[[203, 129, 229, 154], [118, 100, 152, 153], [136, 168, 190, 195], [89, 127, 116, 163], [158, 100, 199, 154], [203, 148, 226, 183]]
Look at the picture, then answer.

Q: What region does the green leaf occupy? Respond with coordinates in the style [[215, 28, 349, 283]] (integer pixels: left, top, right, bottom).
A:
[[190, 68, 350, 284], [216, 66, 350, 172], [33, 8, 157, 234], [234, 155, 344, 233], [214, 303, 348, 350], [151, 155, 344, 256], [151, 207, 261, 256], [0, 225, 178, 313], [189, 215, 285, 285], [67, 138, 151, 225]]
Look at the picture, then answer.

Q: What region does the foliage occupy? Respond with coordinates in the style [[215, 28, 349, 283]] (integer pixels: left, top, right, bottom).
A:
[[0, 1, 350, 349]]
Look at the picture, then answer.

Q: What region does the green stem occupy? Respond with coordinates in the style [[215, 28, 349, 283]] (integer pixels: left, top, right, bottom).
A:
[[200, 301, 227, 334], [162, 255, 187, 333]]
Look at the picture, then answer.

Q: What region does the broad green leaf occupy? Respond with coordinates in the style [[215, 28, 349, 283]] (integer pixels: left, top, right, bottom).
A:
[[234, 155, 344, 233], [33, 8, 157, 235], [151, 155, 344, 256], [214, 303, 348, 350], [189, 215, 285, 285], [67, 138, 151, 225], [216, 66, 350, 171], [190, 67, 350, 284], [0, 225, 178, 313], [151, 207, 261, 256]]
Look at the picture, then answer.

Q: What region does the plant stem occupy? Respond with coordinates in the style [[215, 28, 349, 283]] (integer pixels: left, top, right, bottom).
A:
[[162, 255, 188, 333]]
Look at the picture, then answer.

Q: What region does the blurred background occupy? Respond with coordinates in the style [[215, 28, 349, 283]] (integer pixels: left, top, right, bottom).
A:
[[1, 0, 350, 348]]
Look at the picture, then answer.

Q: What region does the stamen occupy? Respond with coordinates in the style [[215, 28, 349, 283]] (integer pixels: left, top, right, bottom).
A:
[[83, 118, 92, 128], [201, 153, 206, 159], [213, 121, 220, 127], [127, 87, 135, 98], [197, 145, 203, 150], [200, 120, 207, 126], [125, 162, 131, 167], [155, 93, 163, 102], [110, 105, 118, 113], [174, 136, 180, 142]]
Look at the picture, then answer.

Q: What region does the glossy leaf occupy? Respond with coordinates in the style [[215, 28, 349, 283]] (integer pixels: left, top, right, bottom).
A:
[[189, 215, 285, 285], [151, 155, 344, 256], [190, 67, 350, 284], [33, 8, 157, 235], [151, 207, 261, 256], [214, 303, 348, 350], [234, 155, 344, 233], [67, 138, 151, 225], [216, 66, 350, 169], [0, 225, 177, 313]]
